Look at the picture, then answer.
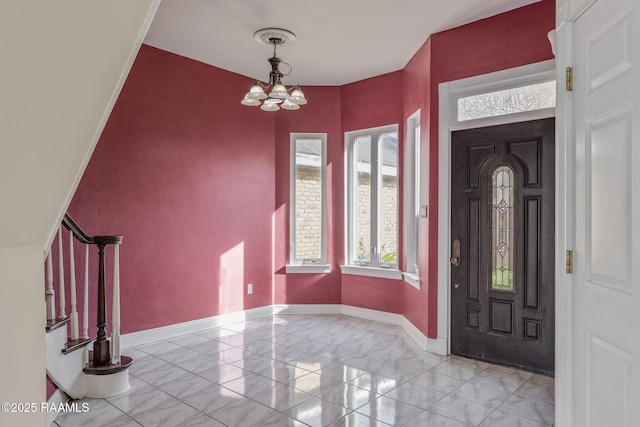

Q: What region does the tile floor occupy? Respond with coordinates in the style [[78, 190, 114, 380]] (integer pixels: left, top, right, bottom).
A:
[[54, 314, 555, 426]]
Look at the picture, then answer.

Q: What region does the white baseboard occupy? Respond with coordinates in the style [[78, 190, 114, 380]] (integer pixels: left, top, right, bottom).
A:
[[272, 304, 342, 315], [121, 306, 273, 348], [121, 304, 447, 358], [341, 305, 404, 325], [46, 389, 68, 427]]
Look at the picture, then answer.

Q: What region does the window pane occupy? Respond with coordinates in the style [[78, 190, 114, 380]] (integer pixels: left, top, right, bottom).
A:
[[491, 166, 515, 291], [354, 136, 371, 262], [294, 139, 322, 260], [379, 132, 398, 265], [457, 80, 556, 122]]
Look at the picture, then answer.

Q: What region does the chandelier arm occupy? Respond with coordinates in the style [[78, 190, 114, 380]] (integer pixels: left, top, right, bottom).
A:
[[280, 61, 293, 77]]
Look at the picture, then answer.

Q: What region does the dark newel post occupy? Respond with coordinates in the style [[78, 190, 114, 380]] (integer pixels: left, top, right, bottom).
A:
[[93, 242, 110, 366]]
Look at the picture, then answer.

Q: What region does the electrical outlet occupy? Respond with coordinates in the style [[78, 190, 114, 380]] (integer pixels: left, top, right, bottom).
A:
[[247, 284, 253, 294]]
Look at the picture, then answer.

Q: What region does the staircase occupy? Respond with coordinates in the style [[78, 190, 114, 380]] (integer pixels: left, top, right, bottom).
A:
[[45, 214, 132, 399]]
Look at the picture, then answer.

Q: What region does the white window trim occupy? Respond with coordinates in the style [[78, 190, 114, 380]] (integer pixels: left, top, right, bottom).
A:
[[402, 272, 421, 289], [288, 133, 328, 270], [344, 124, 399, 272], [286, 264, 331, 274], [448, 60, 556, 131], [340, 264, 402, 280], [403, 110, 421, 288], [438, 59, 556, 355]]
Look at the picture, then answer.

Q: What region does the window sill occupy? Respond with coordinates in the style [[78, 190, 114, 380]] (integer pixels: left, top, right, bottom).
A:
[[402, 272, 421, 290], [340, 265, 402, 280], [286, 264, 332, 274]]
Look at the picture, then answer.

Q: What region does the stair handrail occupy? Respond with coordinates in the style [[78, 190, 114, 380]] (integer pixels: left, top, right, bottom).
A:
[[61, 213, 96, 244], [52, 213, 124, 368]]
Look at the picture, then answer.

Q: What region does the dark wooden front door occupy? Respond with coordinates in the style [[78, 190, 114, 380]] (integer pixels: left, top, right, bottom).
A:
[[450, 118, 555, 375]]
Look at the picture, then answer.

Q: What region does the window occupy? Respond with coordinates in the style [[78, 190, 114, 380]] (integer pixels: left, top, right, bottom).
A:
[[289, 134, 328, 272], [403, 112, 421, 287], [457, 80, 556, 122], [346, 125, 398, 269]]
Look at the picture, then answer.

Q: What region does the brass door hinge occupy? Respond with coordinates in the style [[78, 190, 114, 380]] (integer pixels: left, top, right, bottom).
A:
[[566, 67, 574, 91], [566, 250, 574, 273]]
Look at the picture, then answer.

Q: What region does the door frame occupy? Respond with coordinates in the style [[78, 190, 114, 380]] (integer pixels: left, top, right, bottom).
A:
[[437, 59, 557, 366]]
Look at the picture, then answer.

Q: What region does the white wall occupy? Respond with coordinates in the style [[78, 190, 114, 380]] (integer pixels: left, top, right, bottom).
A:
[[0, 1, 159, 424]]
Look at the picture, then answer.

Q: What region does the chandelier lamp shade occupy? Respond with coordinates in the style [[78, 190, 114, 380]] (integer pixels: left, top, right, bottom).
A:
[[241, 28, 307, 111]]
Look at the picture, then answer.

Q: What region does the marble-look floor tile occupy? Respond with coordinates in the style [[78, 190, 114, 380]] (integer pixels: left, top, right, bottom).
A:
[[529, 374, 555, 386], [467, 370, 527, 394], [432, 359, 487, 381], [207, 397, 279, 427], [216, 332, 252, 347], [108, 384, 175, 416], [190, 340, 234, 355], [356, 395, 424, 426], [134, 363, 191, 387], [255, 412, 311, 427], [58, 315, 555, 427], [479, 409, 545, 427], [230, 353, 281, 372], [409, 371, 465, 394], [403, 410, 470, 427], [169, 333, 213, 347], [498, 394, 555, 425], [383, 382, 446, 409], [515, 381, 555, 404], [370, 359, 426, 382], [222, 372, 280, 396], [195, 327, 233, 340], [54, 400, 129, 427], [327, 411, 392, 426], [216, 347, 248, 363], [317, 361, 367, 382], [196, 363, 246, 384], [447, 381, 512, 409], [156, 346, 206, 365], [319, 383, 379, 410], [249, 383, 315, 411], [130, 397, 203, 427], [127, 354, 172, 377], [349, 372, 400, 395], [155, 371, 214, 399], [289, 372, 343, 396], [285, 396, 351, 427], [428, 394, 495, 426], [136, 340, 183, 356], [173, 352, 227, 373], [254, 359, 313, 382], [179, 414, 226, 426], [180, 384, 245, 414], [485, 364, 535, 382]]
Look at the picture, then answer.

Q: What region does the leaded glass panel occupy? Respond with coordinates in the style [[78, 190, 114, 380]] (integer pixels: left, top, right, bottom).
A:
[[491, 166, 515, 291]]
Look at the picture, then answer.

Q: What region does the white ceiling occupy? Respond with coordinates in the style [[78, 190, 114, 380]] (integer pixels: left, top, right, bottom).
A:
[[144, 0, 541, 86]]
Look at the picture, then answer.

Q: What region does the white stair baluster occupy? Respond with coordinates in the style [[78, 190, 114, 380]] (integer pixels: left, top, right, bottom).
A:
[[83, 244, 89, 340], [69, 230, 79, 340], [57, 227, 66, 318], [111, 244, 121, 365], [45, 250, 56, 321]]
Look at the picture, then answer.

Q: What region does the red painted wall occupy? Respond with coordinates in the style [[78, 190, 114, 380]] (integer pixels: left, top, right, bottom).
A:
[[67, 1, 553, 338], [340, 71, 404, 312], [402, 0, 555, 337], [69, 45, 276, 333], [273, 86, 343, 305]]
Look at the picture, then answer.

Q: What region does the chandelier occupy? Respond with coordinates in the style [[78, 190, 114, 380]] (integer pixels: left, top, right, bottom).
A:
[[241, 28, 307, 111]]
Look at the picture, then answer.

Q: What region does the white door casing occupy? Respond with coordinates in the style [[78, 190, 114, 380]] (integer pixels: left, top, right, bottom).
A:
[[558, 0, 640, 425]]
